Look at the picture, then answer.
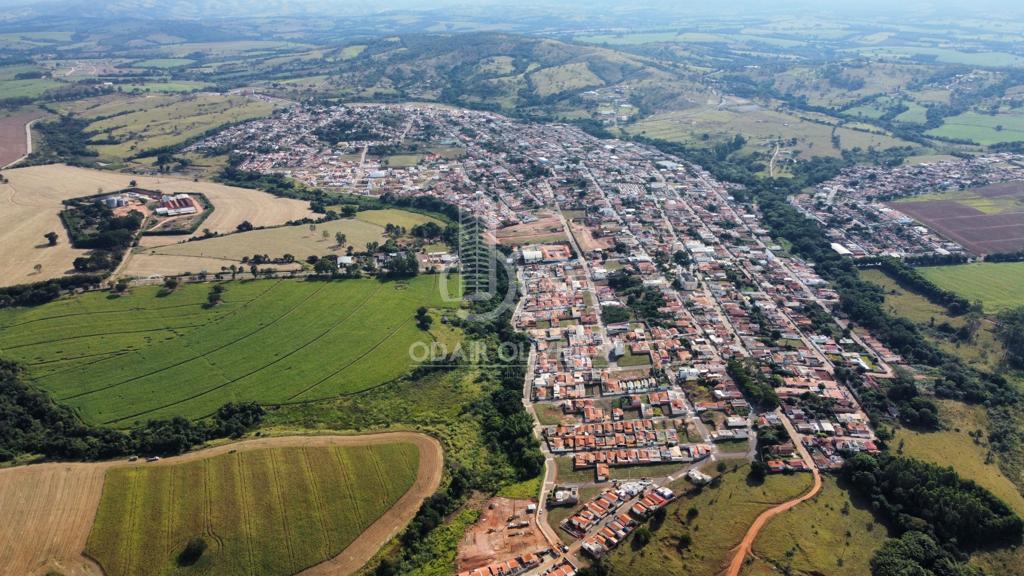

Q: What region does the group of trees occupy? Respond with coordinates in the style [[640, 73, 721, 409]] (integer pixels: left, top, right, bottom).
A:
[[843, 453, 1022, 561], [0, 274, 103, 309], [607, 269, 668, 324], [0, 359, 264, 462], [726, 358, 780, 410], [994, 306, 1024, 369]]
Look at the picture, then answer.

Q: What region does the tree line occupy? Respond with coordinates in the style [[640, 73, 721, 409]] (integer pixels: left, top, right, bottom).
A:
[[0, 359, 264, 462]]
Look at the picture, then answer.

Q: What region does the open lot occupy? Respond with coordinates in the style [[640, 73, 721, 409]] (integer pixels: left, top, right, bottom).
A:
[[892, 182, 1024, 254], [496, 214, 567, 245], [457, 497, 547, 572], [0, 164, 313, 287], [0, 275, 461, 425], [0, 433, 441, 576]]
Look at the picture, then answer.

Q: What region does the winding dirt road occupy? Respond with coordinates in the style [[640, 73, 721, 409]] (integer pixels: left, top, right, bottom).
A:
[[0, 432, 443, 576], [723, 465, 822, 576]]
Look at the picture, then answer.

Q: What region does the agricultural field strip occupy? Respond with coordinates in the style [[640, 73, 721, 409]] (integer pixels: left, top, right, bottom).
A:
[[50, 279, 318, 401], [108, 281, 385, 424]]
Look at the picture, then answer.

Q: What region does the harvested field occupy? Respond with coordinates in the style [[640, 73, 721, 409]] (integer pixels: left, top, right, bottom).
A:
[[0, 275, 461, 425], [0, 164, 313, 287], [892, 182, 1024, 254], [0, 433, 442, 576], [0, 110, 38, 167], [123, 252, 302, 278], [457, 497, 547, 572]]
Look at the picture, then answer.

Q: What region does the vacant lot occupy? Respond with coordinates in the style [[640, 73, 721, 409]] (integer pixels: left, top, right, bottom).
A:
[[919, 262, 1024, 312], [753, 476, 887, 576], [0, 110, 39, 167], [496, 214, 567, 245], [606, 464, 813, 576], [0, 164, 313, 286], [0, 433, 441, 576], [893, 182, 1024, 254], [0, 275, 461, 425], [457, 497, 547, 572]]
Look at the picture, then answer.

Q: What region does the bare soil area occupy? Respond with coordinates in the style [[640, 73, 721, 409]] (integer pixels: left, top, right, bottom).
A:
[[457, 497, 548, 572]]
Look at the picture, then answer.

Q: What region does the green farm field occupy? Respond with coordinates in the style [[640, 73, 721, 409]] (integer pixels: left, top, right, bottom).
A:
[[919, 262, 1024, 312], [0, 275, 461, 425], [925, 110, 1024, 145], [88, 442, 419, 576]]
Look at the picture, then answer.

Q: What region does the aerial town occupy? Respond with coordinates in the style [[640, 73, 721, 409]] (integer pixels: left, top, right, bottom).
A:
[[189, 102, 894, 574]]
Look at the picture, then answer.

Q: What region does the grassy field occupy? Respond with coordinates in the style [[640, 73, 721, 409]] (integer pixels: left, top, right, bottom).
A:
[[85, 93, 279, 161], [753, 476, 887, 575], [87, 443, 419, 576], [926, 109, 1024, 145], [895, 401, 1024, 516], [919, 262, 1024, 312], [606, 464, 813, 576], [0, 275, 461, 425]]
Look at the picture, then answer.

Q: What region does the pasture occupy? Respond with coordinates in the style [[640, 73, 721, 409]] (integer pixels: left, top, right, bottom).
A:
[[926, 109, 1024, 145], [0, 164, 313, 287], [606, 464, 813, 576], [85, 93, 279, 161], [892, 182, 1024, 254], [88, 443, 418, 576], [0, 275, 462, 425], [919, 262, 1024, 313], [753, 476, 887, 576]]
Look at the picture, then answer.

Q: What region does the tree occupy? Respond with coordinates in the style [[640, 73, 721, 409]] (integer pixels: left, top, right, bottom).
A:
[[335, 232, 347, 246], [177, 537, 207, 566], [32, 263, 42, 274], [44, 231, 58, 246], [114, 281, 128, 293], [236, 220, 254, 232], [631, 526, 652, 549]]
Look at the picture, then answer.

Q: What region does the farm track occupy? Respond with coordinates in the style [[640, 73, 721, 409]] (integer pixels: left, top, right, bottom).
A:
[[0, 433, 442, 576], [101, 282, 385, 424]]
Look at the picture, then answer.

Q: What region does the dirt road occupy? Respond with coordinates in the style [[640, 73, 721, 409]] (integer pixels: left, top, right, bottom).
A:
[[0, 432, 443, 576]]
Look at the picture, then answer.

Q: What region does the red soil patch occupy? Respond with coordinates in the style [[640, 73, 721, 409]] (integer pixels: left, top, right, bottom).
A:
[[457, 497, 548, 572], [0, 112, 39, 167]]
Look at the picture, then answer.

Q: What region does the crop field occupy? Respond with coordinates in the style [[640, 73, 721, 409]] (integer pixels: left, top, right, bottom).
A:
[[0, 275, 462, 425], [84, 93, 279, 161], [606, 464, 813, 576], [88, 443, 418, 576], [919, 262, 1024, 312], [753, 476, 887, 576], [892, 182, 1024, 254], [0, 434, 441, 576]]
